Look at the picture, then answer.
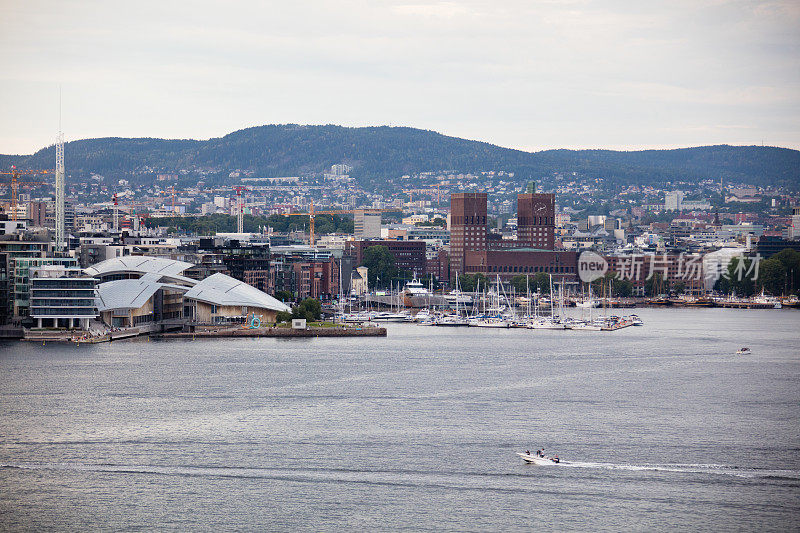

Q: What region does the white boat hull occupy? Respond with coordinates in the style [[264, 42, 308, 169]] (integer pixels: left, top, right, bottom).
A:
[[516, 452, 560, 465]]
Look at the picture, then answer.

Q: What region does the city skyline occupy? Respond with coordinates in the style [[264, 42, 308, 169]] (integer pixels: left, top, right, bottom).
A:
[[1, 0, 799, 155]]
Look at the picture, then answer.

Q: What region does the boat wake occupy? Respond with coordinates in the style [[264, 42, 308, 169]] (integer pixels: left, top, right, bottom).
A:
[[557, 460, 800, 480], [4, 459, 799, 485]]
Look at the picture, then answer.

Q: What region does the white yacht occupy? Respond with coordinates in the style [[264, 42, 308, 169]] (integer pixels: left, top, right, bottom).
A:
[[402, 278, 435, 308], [444, 290, 473, 306], [435, 314, 469, 327], [468, 316, 512, 328], [371, 311, 409, 322], [527, 317, 566, 330]]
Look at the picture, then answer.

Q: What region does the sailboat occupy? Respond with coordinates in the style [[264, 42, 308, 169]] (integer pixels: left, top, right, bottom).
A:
[[569, 284, 602, 331], [528, 274, 565, 329], [435, 272, 468, 326], [469, 275, 513, 328]]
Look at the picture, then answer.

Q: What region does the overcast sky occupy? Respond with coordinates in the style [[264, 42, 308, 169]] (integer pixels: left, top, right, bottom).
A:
[[1, 0, 798, 155]]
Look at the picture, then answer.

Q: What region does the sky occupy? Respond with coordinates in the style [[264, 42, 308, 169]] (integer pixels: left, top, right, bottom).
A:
[[1, 0, 798, 155]]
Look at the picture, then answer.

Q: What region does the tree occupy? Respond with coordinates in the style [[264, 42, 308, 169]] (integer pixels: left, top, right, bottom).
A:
[[510, 275, 528, 294], [419, 273, 438, 291], [274, 290, 293, 303], [361, 245, 397, 289], [531, 272, 551, 295], [588, 272, 631, 297], [771, 249, 800, 295], [715, 257, 756, 297], [292, 298, 322, 321], [644, 272, 670, 297], [613, 278, 633, 298], [458, 273, 488, 292], [415, 218, 447, 228], [758, 257, 786, 296], [672, 281, 686, 295]]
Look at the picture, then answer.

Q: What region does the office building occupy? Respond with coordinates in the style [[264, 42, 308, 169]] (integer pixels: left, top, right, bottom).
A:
[[29, 265, 98, 329], [354, 209, 382, 239], [665, 191, 685, 211]]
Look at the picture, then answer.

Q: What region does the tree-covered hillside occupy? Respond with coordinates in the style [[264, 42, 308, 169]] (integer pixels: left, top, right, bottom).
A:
[[1, 125, 798, 188]]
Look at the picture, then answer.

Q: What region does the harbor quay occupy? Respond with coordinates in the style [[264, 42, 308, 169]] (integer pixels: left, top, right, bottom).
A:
[[153, 324, 386, 339]]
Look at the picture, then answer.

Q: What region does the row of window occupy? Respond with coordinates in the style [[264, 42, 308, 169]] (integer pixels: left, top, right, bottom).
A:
[[451, 215, 487, 225], [518, 217, 553, 226], [30, 307, 98, 316], [30, 290, 96, 298], [30, 298, 97, 307], [467, 265, 575, 274], [31, 279, 96, 289]]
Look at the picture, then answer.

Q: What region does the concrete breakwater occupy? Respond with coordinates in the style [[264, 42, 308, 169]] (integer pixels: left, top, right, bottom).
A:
[[153, 326, 387, 339]]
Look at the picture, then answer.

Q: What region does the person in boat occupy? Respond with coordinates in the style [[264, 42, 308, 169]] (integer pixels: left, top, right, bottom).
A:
[[526, 450, 530, 455], [552, 456, 560, 463]]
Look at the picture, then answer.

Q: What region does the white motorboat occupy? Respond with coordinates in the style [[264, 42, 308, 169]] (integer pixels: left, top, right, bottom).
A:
[[629, 314, 644, 326], [568, 321, 602, 331], [435, 314, 469, 327], [468, 316, 512, 328], [736, 347, 751, 355], [405, 309, 432, 322], [517, 452, 561, 465], [527, 318, 566, 330], [342, 312, 373, 323], [371, 311, 409, 322], [444, 289, 473, 306]]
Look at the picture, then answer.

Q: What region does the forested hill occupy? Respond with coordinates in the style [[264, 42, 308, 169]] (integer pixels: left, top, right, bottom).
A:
[[1, 124, 798, 188]]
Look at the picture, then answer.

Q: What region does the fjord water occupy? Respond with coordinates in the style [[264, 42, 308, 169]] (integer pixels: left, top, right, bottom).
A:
[[1, 309, 798, 531]]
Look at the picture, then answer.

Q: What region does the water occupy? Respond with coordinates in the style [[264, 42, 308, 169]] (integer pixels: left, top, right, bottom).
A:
[[1, 308, 799, 531]]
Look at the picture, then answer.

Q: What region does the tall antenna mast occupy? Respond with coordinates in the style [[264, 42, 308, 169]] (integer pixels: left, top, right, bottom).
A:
[[55, 86, 65, 251]]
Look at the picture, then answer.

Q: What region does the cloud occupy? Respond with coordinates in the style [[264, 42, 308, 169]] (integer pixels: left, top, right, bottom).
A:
[[0, 0, 798, 154]]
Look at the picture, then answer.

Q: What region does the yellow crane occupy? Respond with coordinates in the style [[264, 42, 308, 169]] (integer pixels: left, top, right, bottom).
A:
[[157, 185, 193, 213], [403, 184, 444, 205], [0, 167, 52, 221], [281, 200, 395, 245]]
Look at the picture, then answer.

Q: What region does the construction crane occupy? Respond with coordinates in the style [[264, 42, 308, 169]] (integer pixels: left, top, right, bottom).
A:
[[280, 200, 396, 246], [157, 185, 193, 214], [233, 186, 249, 233], [0, 166, 52, 221], [403, 184, 444, 205], [116, 199, 151, 231], [112, 193, 119, 231]]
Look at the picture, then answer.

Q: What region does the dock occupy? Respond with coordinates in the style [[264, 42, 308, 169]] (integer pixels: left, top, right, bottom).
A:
[[152, 325, 387, 339]]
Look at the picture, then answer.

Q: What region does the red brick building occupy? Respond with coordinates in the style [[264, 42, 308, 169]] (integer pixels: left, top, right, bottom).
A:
[[517, 193, 556, 249], [449, 193, 488, 278], [449, 191, 576, 283], [291, 260, 339, 300]]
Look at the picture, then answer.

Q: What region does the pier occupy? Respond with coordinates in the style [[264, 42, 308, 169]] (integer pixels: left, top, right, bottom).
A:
[[153, 325, 387, 339]]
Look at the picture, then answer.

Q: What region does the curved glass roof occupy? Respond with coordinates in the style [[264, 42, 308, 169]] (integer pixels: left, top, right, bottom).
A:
[[184, 273, 291, 312], [85, 256, 193, 278]]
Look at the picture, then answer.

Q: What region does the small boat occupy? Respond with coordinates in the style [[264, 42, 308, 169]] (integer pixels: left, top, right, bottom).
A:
[[516, 452, 561, 465], [527, 318, 566, 330], [435, 314, 469, 327], [371, 311, 409, 322], [629, 314, 644, 326], [468, 316, 512, 328], [444, 289, 473, 306], [405, 309, 432, 322], [568, 321, 602, 331], [736, 347, 751, 355]]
